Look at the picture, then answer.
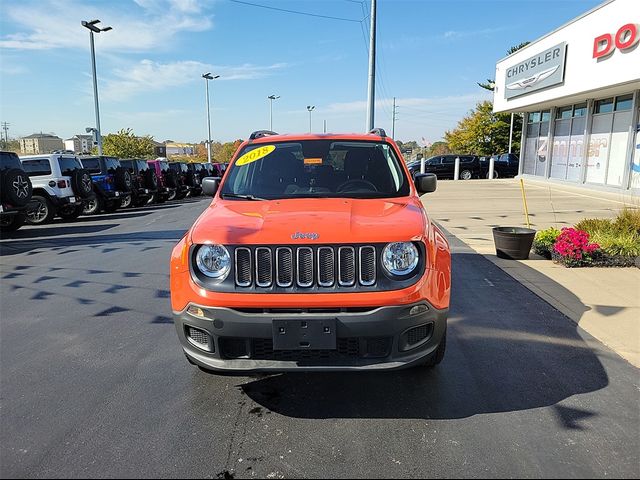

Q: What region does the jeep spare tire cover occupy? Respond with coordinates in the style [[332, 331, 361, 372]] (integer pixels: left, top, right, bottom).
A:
[[165, 169, 178, 188], [71, 169, 93, 198], [1, 168, 33, 207], [115, 167, 132, 192], [144, 168, 158, 190], [185, 170, 196, 187]]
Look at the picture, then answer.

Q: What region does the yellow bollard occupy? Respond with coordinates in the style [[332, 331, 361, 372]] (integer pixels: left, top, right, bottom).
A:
[[520, 178, 531, 229]]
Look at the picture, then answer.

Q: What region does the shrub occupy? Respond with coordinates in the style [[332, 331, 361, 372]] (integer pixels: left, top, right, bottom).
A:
[[553, 227, 600, 267], [589, 230, 640, 257], [575, 218, 613, 235], [613, 208, 640, 235], [532, 227, 561, 259]]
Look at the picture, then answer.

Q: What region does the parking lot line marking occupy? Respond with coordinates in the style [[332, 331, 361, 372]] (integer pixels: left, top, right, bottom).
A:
[[484, 278, 495, 287]]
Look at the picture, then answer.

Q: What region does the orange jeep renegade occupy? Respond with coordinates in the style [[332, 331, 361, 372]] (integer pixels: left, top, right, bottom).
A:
[[170, 129, 451, 373]]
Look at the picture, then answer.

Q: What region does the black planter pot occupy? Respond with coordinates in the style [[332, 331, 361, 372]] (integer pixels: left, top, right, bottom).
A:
[[492, 227, 536, 260]]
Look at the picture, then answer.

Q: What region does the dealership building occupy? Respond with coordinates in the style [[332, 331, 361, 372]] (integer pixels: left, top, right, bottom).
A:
[[493, 0, 639, 194]]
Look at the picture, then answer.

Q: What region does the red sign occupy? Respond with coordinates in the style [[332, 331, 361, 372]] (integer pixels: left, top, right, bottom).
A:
[[593, 23, 639, 59]]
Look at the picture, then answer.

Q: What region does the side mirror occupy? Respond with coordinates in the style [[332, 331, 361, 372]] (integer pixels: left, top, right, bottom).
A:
[[415, 173, 437, 194], [202, 177, 220, 196]]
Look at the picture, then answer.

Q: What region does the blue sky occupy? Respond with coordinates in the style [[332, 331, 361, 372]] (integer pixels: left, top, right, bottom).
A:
[[0, 0, 602, 144]]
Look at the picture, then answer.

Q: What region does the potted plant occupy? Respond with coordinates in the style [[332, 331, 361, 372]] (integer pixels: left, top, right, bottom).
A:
[[492, 226, 537, 260]]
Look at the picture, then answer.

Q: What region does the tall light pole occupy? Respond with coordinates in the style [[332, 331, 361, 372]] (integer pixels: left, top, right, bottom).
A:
[[366, 0, 377, 131], [202, 73, 219, 164], [307, 105, 315, 133], [268, 95, 280, 131], [82, 19, 111, 156]]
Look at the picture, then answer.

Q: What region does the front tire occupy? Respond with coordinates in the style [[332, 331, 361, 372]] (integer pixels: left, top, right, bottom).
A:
[[486, 170, 499, 179], [120, 194, 133, 209], [103, 199, 122, 213], [58, 204, 83, 221], [422, 331, 446, 368], [0, 212, 27, 232], [460, 169, 473, 180], [26, 195, 56, 225]]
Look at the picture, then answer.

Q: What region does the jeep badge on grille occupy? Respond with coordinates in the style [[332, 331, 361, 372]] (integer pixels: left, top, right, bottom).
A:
[[291, 232, 319, 240]]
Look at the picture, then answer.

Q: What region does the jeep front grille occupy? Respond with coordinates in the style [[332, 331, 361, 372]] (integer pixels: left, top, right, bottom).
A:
[[234, 245, 378, 289]]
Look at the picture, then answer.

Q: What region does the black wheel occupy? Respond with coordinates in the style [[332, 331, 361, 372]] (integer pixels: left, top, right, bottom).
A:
[[1, 169, 32, 207], [71, 169, 93, 198], [486, 170, 499, 179], [0, 212, 27, 232], [102, 199, 122, 213], [167, 189, 177, 201], [422, 331, 446, 368], [460, 169, 473, 180], [175, 190, 187, 200], [58, 204, 83, 220], [120, 194, 133, 208], [144, 169, 158, 190], [26, 195, 56, 225], [83, 196, 102, 215]]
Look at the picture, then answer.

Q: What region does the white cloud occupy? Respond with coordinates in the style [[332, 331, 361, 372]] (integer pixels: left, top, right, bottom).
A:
[[0, 0, 213, 52], [101, 59, 288, 101]]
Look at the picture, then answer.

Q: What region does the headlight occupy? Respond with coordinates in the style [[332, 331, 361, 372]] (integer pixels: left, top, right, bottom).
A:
[[195, 244, 231, 279], [382, 242, 419, 276]]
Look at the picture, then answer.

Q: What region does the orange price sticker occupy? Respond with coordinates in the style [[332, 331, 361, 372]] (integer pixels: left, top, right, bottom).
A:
[[304, 158, 323, 165]]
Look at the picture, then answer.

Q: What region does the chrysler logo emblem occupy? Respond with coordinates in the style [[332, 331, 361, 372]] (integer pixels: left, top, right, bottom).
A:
[[291, 232, 319, 240], [506, 65, 559, 91]]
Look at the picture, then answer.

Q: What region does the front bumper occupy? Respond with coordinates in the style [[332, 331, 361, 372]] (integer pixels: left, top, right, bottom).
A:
[[173, 301, 447, 373]]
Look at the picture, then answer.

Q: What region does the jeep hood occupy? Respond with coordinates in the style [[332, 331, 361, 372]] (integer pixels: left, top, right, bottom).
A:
[[189, 197, 427, 245]]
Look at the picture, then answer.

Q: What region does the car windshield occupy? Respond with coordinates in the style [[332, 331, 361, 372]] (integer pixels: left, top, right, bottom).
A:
[[220, 140, 409, 200]]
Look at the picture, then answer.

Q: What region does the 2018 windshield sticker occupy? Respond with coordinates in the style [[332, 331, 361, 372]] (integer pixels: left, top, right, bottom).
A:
[[235, 145, 276, 166]]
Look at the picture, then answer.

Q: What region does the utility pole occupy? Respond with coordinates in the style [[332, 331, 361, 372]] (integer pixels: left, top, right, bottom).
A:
[[268, 94, 280, 131], [392, 97, 397, 139], [366, 0, 377, 131], [202, 73, 220, 165], [323, 120, 327, 134], [1, 122, 9, 143]]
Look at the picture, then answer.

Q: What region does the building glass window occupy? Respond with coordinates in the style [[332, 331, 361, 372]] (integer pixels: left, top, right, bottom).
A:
[[573, 103, 587, 117], [615, 95, 633, 111], [550, 103, 587, 181], [587, 94, 634, 186], [523, 110, 550, 176], [594, 98, 614, 114]]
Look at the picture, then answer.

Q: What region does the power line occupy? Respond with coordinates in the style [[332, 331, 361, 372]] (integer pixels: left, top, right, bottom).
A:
[[228, 0, 364, 22]]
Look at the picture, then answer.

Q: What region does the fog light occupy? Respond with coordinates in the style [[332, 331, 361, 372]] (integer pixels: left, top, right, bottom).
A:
[[409, 304, 428, 315], [187, 305, 206, 318]]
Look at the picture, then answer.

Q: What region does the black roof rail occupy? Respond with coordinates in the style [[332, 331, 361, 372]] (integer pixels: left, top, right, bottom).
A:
[[368, 128, 386, 137], [249, 130, 279, 141]]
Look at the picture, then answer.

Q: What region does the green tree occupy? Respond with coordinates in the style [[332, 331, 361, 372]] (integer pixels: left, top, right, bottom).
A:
[[0, 138, 20, 153], [426, 141, 450, 156], [212, 140, 243, 163], [444, 101, 522, 155], [478, 42, 530, 91], [99, 128, 155, 158]]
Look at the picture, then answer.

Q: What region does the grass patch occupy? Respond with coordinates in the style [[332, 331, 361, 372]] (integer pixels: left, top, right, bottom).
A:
[[575, 208, 640, 258]]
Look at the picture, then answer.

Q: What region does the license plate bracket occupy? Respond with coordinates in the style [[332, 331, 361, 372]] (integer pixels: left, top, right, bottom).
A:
[[272, 319, 337, 350]]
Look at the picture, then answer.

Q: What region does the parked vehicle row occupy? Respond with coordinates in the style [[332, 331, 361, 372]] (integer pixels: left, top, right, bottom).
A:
[[407, 153, 520, 180], [0, 151, 225, 232]]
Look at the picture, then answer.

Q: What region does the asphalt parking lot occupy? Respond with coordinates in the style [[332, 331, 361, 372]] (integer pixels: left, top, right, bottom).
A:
[[1, 197, 639, 479]]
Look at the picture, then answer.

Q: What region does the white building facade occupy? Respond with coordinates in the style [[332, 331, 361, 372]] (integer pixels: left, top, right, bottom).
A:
[[493, 0, 639, 194]]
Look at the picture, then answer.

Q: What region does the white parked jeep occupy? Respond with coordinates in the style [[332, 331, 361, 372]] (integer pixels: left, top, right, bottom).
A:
[[20, 154, 94, 224]]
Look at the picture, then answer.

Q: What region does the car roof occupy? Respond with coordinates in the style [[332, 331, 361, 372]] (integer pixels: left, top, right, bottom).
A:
[[247, 132, 390, 145]]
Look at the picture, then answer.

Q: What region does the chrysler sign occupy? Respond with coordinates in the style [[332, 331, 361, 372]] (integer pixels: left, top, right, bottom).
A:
[[504, 42, 567, 99]]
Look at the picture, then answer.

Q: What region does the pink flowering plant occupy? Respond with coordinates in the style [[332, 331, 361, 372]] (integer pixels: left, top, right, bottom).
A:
[[552, 227, 600, 267]]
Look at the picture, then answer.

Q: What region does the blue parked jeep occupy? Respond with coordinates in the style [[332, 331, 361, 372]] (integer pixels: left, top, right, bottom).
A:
[[79, 156, 132, 214]]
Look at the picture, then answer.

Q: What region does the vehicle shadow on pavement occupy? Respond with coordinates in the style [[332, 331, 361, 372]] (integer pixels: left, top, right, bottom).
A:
[[0, 223, 119, 241], [239, 248, 610, 420], [0, 229, 187, 256]]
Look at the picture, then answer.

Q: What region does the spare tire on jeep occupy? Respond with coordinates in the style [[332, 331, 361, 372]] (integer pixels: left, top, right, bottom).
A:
[[114, 167, 132, 192], [144, 168, 158, 190], [164, 170, 178, 189], [71, 169, 93, 198], [1, 168, 33, 207], [184, 170, 196, 187]]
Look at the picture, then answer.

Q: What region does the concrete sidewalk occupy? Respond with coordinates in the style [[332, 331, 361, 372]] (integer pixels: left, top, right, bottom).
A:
[[422, 179, 640, 367]]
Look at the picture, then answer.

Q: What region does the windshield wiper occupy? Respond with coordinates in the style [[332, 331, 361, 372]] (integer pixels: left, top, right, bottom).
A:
[[221, 193, 267, 201]]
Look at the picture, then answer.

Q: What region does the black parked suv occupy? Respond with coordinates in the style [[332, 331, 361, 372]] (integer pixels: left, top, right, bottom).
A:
[[0, 151, 33, 232], [185, 163, 204, 196], [480, 153, 520, 178], [422, 154, 481, 180], [119, 159, 158, 207], [168, 162, 192, 200], [79, 156, 132, 214]]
